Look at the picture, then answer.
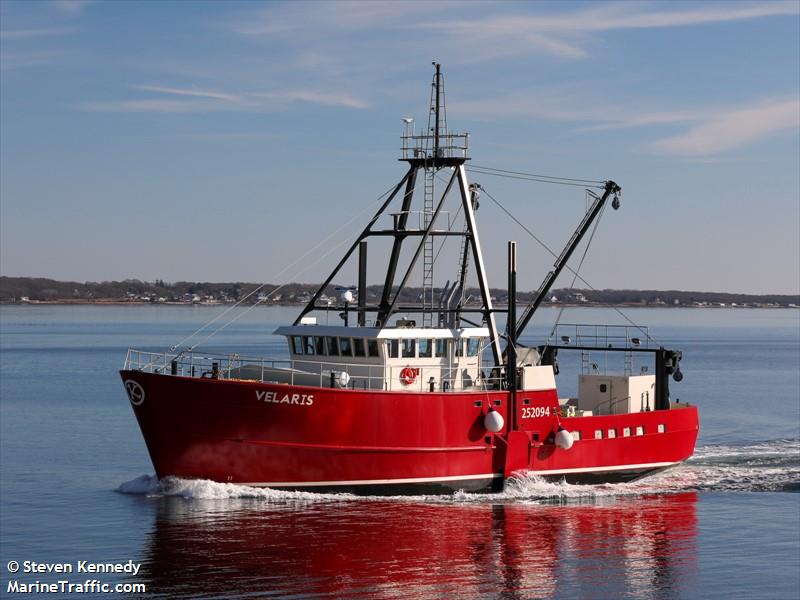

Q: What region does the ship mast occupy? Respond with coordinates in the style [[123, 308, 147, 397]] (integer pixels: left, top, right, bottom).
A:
[[294, 64, 503, 367]]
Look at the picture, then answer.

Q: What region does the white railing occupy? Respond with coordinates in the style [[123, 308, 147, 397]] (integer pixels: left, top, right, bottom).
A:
[[400, 132, 469, 161], [123, 348, 504, 393]]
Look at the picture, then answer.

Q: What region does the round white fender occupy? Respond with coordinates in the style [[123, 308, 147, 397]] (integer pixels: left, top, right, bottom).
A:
[[484, 409, 504, 433], [555, 426, 574, 450], [337, 371, 350, 388]]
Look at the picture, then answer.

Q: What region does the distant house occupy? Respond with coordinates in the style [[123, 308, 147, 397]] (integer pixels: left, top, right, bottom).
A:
[[570, 292, 587, 303]]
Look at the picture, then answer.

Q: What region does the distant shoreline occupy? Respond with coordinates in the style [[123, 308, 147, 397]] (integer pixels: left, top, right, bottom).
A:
[[2, 299, 795, 309], [2, 276, 797, 309]]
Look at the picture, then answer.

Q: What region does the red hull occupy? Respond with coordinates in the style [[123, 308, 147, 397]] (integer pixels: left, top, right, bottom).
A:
[[121, 370, 698, 493]]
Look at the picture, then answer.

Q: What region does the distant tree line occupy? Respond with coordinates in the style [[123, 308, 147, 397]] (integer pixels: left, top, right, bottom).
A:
[[0, 277, 797, 307]]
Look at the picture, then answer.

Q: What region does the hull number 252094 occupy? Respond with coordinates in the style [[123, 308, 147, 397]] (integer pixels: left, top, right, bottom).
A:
[[521, 406, 551, 419]]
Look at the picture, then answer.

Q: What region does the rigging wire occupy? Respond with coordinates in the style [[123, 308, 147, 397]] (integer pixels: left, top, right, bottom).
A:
[[165, 178, 406, 355], [545, 199, 607, 343], [470, 164, 604, 184], [504, 198, 607, 357], [432, 169, 463, 265], [467, 165, 605, 188], [467, 168, 604, 189], [180, 229, 364, 352], [479, 185, 658, 345]]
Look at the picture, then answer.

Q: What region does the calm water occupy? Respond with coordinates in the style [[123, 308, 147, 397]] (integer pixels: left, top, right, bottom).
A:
[[1, 305, 798, 599]]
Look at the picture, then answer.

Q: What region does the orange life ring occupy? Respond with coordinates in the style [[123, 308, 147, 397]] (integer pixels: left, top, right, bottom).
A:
[[400, 366, 418, 385]]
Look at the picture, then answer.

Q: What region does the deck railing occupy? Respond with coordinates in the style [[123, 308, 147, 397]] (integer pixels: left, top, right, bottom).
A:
[[553, 323, 651, 349], [400, 132, 469, 161], [123, 348, 504, 393]]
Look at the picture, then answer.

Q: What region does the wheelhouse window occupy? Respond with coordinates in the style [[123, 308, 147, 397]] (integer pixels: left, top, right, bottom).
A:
[[467, 338, 481, 357], [291, 336, 303, 354], [314, 336, 325, 356], [368, 339, 380, 358], [353, 338, 366, 357], [435, 339, 448, 358], [455, 339, 465, 357], [418, 339, 432, 358], [401, 339, 416, 358], [339, 337, 353, 357], [303, 336, 315, 355], [389, 339, 399, 358], [326, 337, 340, 356]]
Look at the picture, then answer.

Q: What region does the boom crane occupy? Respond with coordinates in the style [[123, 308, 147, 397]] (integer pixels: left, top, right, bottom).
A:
[[514, 180, 621, 338]]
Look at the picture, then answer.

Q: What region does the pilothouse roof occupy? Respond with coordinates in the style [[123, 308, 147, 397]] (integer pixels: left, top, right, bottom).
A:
[[274, 325, 490, 339]]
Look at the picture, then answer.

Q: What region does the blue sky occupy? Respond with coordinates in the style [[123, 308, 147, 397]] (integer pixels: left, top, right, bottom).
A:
[[1, 0, 798, 294]]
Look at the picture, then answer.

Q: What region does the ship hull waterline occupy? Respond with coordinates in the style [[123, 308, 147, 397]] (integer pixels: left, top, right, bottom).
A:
[[121, 370, 699, 495]]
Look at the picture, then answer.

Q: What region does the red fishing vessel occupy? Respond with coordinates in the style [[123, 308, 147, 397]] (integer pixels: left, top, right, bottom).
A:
[[120, 65, 698, 494]]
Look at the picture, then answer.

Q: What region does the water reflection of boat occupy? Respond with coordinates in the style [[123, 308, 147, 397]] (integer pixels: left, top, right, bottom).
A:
[[137, 493, 697, 598]]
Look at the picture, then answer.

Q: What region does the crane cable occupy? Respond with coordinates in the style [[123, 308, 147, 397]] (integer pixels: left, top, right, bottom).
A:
[[467, 165, 605, 189], [479, 185, 657, 345], [163, 177, 407, 358], [545, 198, 606, 345]]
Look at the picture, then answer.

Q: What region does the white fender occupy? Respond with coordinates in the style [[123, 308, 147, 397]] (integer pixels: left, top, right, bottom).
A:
[[337, 371, 350, 388], [484, 409, 504, 433], [555, 426, 574, 450]]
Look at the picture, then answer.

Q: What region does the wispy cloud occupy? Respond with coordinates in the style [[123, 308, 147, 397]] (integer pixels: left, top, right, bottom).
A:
[[132, 85, 244, 104], [476, 1, 800, 33], [421, 1, 800, 59], [235, 1, 459, 36], [230, 1, 799, 66], [52, 0, 94, 15], [0, 27, 74, 39], [650, 99, 800, 156], [252, 90, 369, 109], [76, 84, 369, 113], [453, 84, 701, 127], [1, 51, 68, 70], [454, 85, 800, 156]]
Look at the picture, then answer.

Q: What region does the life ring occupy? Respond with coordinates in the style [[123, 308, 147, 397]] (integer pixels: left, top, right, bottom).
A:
[[400, 366, 418, 386]]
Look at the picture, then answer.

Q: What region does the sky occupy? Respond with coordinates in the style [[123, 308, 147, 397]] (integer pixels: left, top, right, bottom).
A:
[[1, 0, 798, 295]]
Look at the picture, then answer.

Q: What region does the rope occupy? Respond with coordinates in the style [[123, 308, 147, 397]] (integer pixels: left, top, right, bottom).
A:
[[181, 230, 361, 351], [165, 178, 405, 355], [470, 164, 605, 185], [545, 199, 607, 344], [467, 165, 605, 189], [480, 185, 658, 345]]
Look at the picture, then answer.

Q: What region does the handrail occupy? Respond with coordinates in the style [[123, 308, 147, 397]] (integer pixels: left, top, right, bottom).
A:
[[595, 395, 631, 416], [552, 323, 651, 349], [122, 348, 505, 393]]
